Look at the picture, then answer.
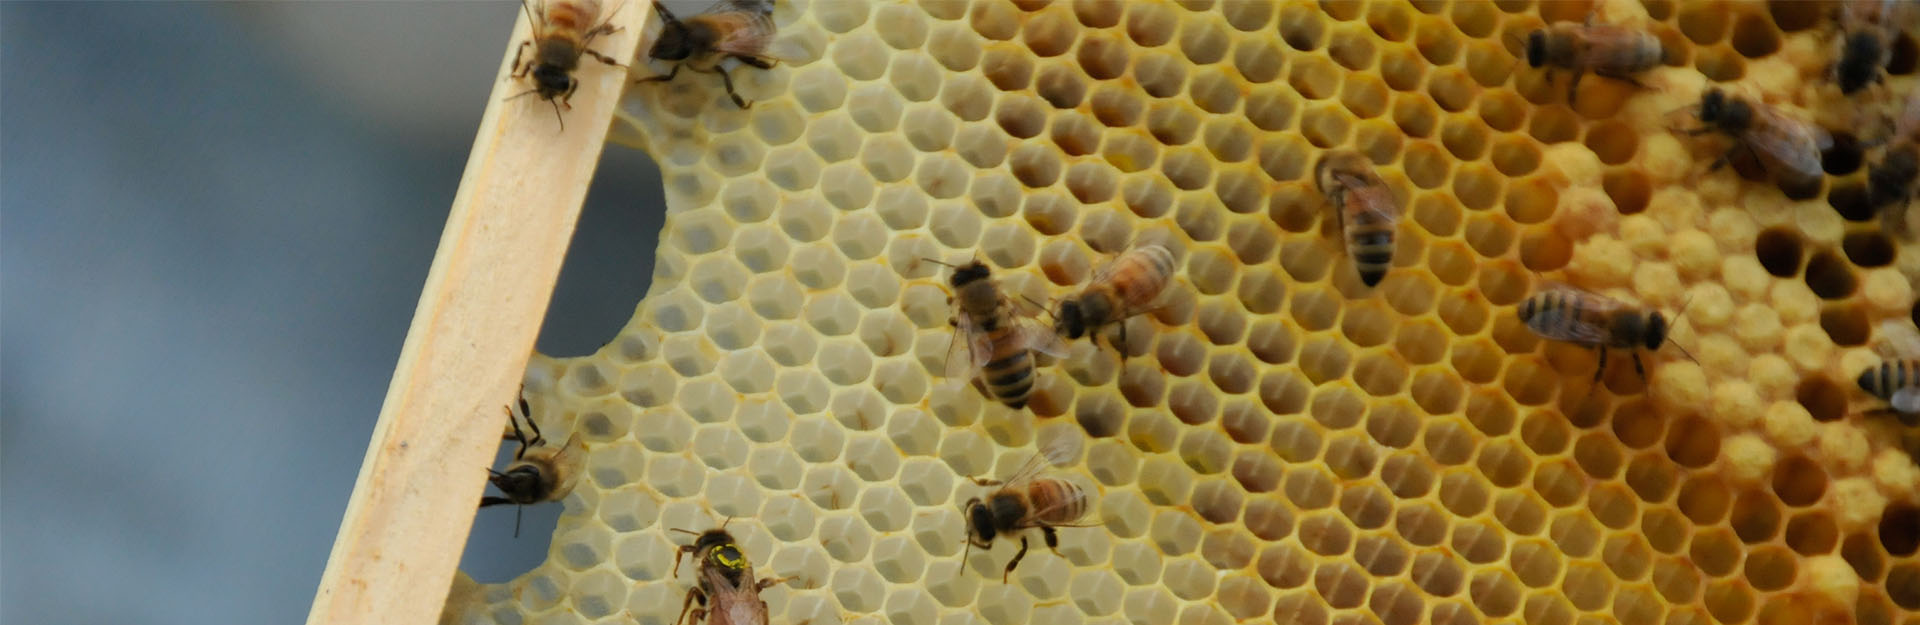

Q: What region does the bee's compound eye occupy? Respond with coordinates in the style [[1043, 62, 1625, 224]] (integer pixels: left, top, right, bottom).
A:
[[1525, 30, 1547, 67]]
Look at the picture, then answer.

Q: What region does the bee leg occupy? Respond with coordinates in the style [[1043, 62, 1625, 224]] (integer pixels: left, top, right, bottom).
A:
[[1631, 352, 1647, 381], [968, 477, 1006, 487], [583, 48, 627, 69], [736, 54, 778, 70], [510, 40, 533, 78], [756, 575, 797, 590], [715, 67, 752, 109], [676, 587, 708, 625], [1041, 525, 1062, 556], [636, 63, 682, 84], [1002, 536, 1030, 583], [1566, 69, 1584, 103], [1593, 348, 1608, 384], [479, 495, 515, 508]]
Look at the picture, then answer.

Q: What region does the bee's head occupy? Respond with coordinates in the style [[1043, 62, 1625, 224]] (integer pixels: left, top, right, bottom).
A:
[[1845, 31, 1885, 62], [1055, 299, 1087, 339], [1699, 89, 1750, 130], [489, 466, 542, 499], [1643, 311, 1668, 350], [1525, 29, 1548, 68], [964, 497, 996, 544], [691, 528, 735, 554], [531, 64, 574, 99], [949, 261, 993, 289]]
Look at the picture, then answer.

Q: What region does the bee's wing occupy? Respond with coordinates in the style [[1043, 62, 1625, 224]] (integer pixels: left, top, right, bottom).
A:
[[1892, 387, 1920, 413], [1526, 283, 1623, 344], [998, 438, 1077, 488], [544, 432, 586, 497], [944, 315, 993, 378], [698, 3, 779, 58], [1747, 113, 1830, 182], [1339, 174, 1399, 218], [1016, 318, 1071, 359]]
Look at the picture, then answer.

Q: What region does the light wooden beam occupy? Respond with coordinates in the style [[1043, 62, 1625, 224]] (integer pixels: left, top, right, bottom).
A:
[[307, 4, 648, 624]]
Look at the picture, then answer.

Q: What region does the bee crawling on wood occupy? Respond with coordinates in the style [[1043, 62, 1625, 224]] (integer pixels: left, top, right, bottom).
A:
[[640, 0, 780, 109], [509, 0, 627, 125], [1053, 243, 1178, 355], [1682, 88, 1833, 195], [480, 395, 584, 537], [1516, 284, 1695, 383], [960, 441, 1094, 583], [1313, 151, 1401, 288], [669, 520, 794, 625], [1523, 19, 1663, 101], [929, 258, 1068, 410]]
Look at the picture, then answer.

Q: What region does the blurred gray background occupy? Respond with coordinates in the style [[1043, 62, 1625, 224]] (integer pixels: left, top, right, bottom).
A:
[[1, 3, 665, 622]]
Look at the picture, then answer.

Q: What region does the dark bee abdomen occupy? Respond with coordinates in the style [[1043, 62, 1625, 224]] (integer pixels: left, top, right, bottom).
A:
[[1026, 479, 1087, 525], [1860, 360, 1920, 401], [1343, 197, 1396, 287], [981, 349, 1035, 409]]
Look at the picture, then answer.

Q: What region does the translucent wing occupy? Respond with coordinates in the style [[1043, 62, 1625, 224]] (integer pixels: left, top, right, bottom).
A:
[[1016, 318, 1070, 359], [943, 314, 994, 378], [1524, 283, 1622, 345], [1892, 387, 1920, 414], [1339, 175, 1400, 220], [695, 1, 777, 58], [997, 438, 1077, 489], [544, 432, 586, 498], [1745, 112, 1829, 183]]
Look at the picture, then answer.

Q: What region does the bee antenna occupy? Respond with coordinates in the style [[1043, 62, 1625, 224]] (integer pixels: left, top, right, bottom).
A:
[[1020, 294, 1056, 320], [652, 0, 680, 24], [920, 257, 958, 268], [667, 527, 703, 537], [513, 505, 524, 539], [551, 101, 566, 131], [956, 533, 974, 580], [1668, 340, 1700, 365], [720, 516, 734, 530], [502, 88, 544, 103]]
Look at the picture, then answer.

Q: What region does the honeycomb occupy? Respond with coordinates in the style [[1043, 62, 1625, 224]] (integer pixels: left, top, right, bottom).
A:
[[443, 1, 1920, 624]]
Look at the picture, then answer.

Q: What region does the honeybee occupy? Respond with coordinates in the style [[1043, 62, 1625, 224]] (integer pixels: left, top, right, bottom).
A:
[[1872, 94, 1920, 235], [1835, 30, 1890, 95], [1524, 20, 1662, 101], [1054, 244, 1178, 354], [960, 442, 1092, 583], [932, 259, 1068, 410], [1313, 151, 1400, 288], [1516, 284, 1693, 382], [639, 0, 779, 109], [669, 520, 793, 625], [479, 396, 584, 537], [1857, 360, 1920, 426], [1684, 88, 1833, 194], [509, 0, 626, 124]]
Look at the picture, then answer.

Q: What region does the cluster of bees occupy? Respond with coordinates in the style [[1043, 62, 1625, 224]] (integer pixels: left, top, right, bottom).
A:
[[479, 0, 1920, 623]]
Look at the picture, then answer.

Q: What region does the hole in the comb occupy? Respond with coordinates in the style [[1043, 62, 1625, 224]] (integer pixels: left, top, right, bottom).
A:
[[1010, 144, 1062, 188], [1163, 148, 1214, 191], [1678, 475, 1731, 524], [1504, 179, 1557, 224], [1477, 91, 1527, 133], [1820, 304, 1870, 346], [982, 48, 1035, 91], [1367, 2, 1412, 41], [1299, 105, 1352, 148], [1280, 4, 1324, 50], [1077, 34, 1130, 80], [1148, 102, 1201, 146], [1404, 142, 1453, 189], [1521, 230, 1573, 272], [1449, 1, 1497, 36], [1190, 69, 1242, 115], [1134, 51, 1189, 98], [1754, 228, 1804, 277], [1604, 170, 1652, 215], [1691, 528, 1742, 577], [1730, 14, 1780, 58], [1179, 16, 1231, 65], [1205, 119, 1256, 164], [1891, 33, 1919, 74], [1828, 185, 1875, 221], [1353, 353, 1409, 397], [1073, 0, 1122, 27], [1340, 76, 1389, 119], [1804, 251, 1858, 299], [1329, 28, 1379, 70], [1695, 48, 1747, 82], [1883, 504, 1920, 556], [1843, 231, 1895, 267], [1289, 56, 1343, 100], [1743, 545, 1797, 592], [995, 96, 1046, 139], [1585, 121, 1641, 165], [1795, 377, 1850, 423], [1023, 9, 1078, 57], [1075, 393, 1126, 438], [1035, 67, 1087, 109], [1453, 166, 1504, 211], [1844, 532, 1884, 582], [1234, 41, 1286, 84], [969, 1, 1019, 40], [1125, 2, 1176, 47], [1442, 117, 1490, 161], [1415, 23, 1460, 66], [1678, 3, 1729, 45], [1380, 46, 1429, 92], [1664, 415, 1720, 468], [1766, 1, 1821, 31], [1785, 511, 1838, 555], [1428, 69, 1478, 112], [1528, 107, 1580, 144], [1771, 455, 1827, 507], [1729, 490, 1781, 544], [1822, 133, 1865, 175], [1065, 164, 1117, 205]]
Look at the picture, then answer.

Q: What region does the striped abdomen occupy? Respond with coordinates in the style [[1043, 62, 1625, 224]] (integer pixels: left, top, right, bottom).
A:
[[1340, 182, 1398, 287], [1859, 360, 1920, 402], [979, 328, 1037, 409], [1026, 478, 1088, 525], [1108, 245, 1177, 309]]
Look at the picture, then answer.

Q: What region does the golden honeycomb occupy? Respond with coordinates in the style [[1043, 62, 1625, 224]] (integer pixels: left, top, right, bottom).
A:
[[443, 1, 1920, 624]]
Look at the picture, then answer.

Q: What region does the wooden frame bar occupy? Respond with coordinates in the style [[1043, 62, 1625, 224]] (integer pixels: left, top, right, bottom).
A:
[[306, 5, 648, 624]]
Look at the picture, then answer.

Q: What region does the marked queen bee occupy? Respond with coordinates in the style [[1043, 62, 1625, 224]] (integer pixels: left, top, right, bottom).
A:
[[960, 441, 1093, 583], [932, 259, 1068, 410], [480, 395, 584, 537], [1054, 243, 1177, 354], [1313, 151, 1400, 288], [1523, 19, 1662, 101], [1516, 283, 1693, 383], [669, 520, 793, 625], [1683, 88, 1833, 195], [640, 0, 779, 109], [509, 0, 626, 124]]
